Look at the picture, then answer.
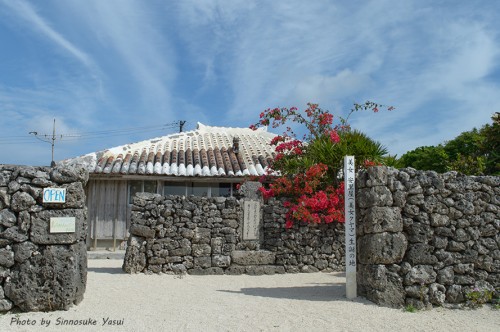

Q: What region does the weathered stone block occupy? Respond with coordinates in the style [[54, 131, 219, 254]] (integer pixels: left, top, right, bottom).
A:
[[211, 237, 223, 254], [192, 244, 211, 257], [0, 247, 14, 267], [0, 226, 28, 243], [445, 285, 464, 303], [430, 214, 450, 227], [455, 199, 475, 215], [405, 285, 428, 300], [165, 256, 183, 263], [361, 272, 405, 308], [314, 259, 328, 270], [30, 209, 87, 244], [49, 165, 88, 185], [365, 166, 388, 187], [358, 232, 407, 264], [148, 257, 166, 265], [129, 224, 155, 238], [358, 186, 393, 208], [239, 181, 262, 201], [212, 254, 231, 267], [13, 242, 38, 263], [392, 190, 407, 207], [433, 236, 448, 249], [170, 247, 191, 256], [225, 265, 246, 275], [0, 299, 13, 311], [404, 265, 437, 285], [407, 194, 425, 206], [147, 264, 162, 273], [454, 275, 475, 285], [31, 177, 54, 187], [171, 264, 187, 274], [10, 192, 36, 212], [447, 241, 466, 252], [454, 263, 473, 274], [0, 171, 11, 186], [17, 210, 31, 233], [406, 223, 433, 243], [452, 228, 470, 242], [479, 224, 497, 237], [56, 182, 86, 209], [231, 250, 276, 265], [476, 255, 494, 272], [193, 227, 211, 244], [0, 210, 16, 228], [437, 266, 454, 285], [4, 243, 86, 311], [122, 237, 146, 273], [245, 265, 267, 275], [363, 207, 403, 234], [0, 188, 9, 209], [188, 267, 224, 275], [8, 181, 20, 194], [429, 283, 446, 306], [405, 243, 438, 265], [358, 264, 387, 291]]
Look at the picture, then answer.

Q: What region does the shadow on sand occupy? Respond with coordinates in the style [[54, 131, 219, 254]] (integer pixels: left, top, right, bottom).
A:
[[218, 283, 347, 302], [87, 266, 126, 275]]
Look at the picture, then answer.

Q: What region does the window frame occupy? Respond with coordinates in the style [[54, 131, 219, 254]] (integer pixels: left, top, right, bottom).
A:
[[128, 180, 160, 204]]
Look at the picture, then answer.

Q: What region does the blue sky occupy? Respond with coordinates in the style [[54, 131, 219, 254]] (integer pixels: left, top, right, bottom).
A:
[[1, 0, 499, 166]]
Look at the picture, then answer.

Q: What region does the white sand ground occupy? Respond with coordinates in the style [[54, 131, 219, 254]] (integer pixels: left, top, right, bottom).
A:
[[1, 259, 499, 332]]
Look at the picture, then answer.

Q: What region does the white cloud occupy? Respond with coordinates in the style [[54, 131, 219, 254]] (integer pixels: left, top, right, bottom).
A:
[[59, 0, 177, 121], [1, 0, 500, 165], [1, 0, 95, 70], [293, 71, 371, 106]]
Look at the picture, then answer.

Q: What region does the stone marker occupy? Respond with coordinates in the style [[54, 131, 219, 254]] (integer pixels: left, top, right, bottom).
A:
[[243, 200, 260, 240]]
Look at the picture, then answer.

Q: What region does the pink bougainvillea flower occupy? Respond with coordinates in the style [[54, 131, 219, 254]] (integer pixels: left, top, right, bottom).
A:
[[328, 130, 340, 144]]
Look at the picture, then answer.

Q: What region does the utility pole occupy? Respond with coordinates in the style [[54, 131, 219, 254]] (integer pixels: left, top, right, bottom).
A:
[[51, 119, 56, 167], [29, 118, 60, 167], [179, 120, 186, 133]]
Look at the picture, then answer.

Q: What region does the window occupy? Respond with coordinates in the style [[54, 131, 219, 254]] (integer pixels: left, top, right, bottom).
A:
[[216, 183, 232, 197], [191, 182, 209, 197], [161, 181, 240, 198], [144, 181, 157, 194], [164, 182, 187, 196], [128, 180, 158, 203]]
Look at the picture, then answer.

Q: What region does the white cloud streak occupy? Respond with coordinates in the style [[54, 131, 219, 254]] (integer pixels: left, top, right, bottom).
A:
[[1, 0, 94, 69], [1, 0, 499, 165], [172, 0, 500, 156], [65, 0, 177, 120]]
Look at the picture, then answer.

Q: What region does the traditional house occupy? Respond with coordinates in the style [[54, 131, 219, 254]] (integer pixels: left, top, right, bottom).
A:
[[65, 123, 278, 249]]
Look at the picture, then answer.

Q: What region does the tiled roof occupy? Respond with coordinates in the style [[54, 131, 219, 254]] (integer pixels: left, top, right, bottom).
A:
[[66, 123, 278, 177]]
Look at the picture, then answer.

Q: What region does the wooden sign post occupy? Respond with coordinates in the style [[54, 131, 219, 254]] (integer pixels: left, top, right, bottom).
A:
[[344, 156, 357, 299]]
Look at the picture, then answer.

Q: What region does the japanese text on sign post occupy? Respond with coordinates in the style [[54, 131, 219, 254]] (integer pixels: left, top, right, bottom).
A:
[[344, 156, 357, 299]]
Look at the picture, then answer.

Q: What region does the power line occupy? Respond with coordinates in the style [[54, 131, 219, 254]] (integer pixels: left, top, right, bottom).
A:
[[0, 119, 187, 166], [61, 122, 181, 137], [0, 121, 185, 143]]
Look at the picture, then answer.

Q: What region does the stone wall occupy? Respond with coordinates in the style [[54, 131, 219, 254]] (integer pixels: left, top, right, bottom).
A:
[[262, 198, 345, 273], [357, 166, 499, 308], [123, 183, 345, 275], [0, 165, 88, 312]]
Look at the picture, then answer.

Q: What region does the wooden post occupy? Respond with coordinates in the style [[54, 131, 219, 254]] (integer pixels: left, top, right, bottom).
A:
[[113, 217, 117, 252], [93, 216, 98, 250], [344, 156, 357, 299]]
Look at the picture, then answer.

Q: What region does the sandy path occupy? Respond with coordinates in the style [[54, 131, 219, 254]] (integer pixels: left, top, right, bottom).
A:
[[1, 259, 499, 332]]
